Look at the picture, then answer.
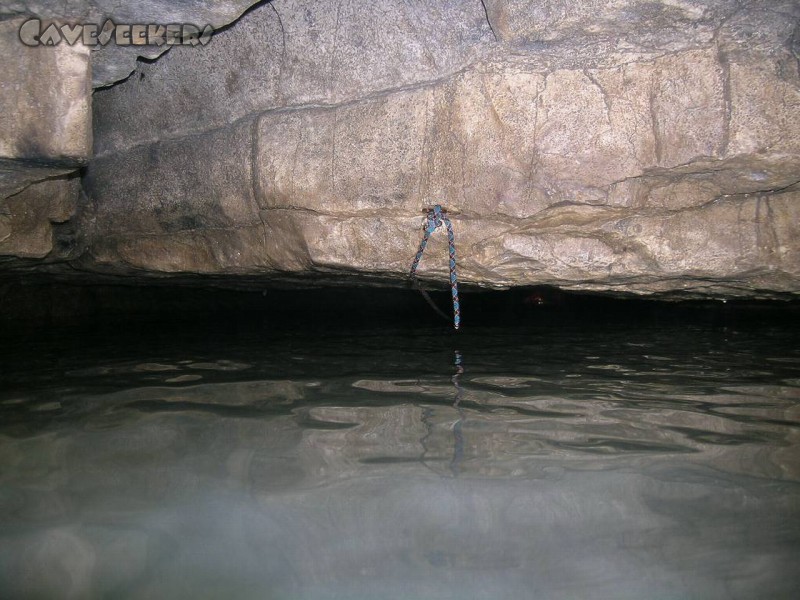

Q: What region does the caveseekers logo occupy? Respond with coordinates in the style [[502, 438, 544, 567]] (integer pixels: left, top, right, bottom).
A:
[[19, 19, 214, 47]]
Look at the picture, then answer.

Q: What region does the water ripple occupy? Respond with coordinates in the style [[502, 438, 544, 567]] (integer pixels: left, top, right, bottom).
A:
[[1, 322, 799, 597]]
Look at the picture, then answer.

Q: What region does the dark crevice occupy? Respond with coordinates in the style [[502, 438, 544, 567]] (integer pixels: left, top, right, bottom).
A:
[[1, 278, 797, 331]]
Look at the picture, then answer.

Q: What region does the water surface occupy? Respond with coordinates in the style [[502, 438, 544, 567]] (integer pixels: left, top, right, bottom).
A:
[[1, 316, 799, 599]]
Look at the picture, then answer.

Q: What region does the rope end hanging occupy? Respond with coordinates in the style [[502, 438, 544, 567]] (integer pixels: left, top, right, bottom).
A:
[[409, 204, 461, 330]]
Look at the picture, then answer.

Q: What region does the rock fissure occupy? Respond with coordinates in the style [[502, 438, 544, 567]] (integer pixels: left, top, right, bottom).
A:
[[479, 0, 500, 43]]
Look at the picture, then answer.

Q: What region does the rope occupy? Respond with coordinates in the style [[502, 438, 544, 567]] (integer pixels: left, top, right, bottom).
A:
[[410, 205, 461, 330]]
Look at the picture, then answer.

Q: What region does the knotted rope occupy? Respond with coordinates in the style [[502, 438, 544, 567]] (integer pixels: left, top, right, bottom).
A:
[[409, 205, 461, 330]]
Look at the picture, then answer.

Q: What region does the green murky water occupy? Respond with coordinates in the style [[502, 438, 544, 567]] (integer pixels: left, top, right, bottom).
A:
[[1, 316, 799, 599]]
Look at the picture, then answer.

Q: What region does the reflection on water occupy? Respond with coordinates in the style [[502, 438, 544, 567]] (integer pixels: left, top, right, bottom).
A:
[[1, 320, 799, 599]]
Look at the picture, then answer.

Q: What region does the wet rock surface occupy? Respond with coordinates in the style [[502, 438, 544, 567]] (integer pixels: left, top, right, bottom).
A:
[[3, 0, 800, 297], [0, 0, 259, 244], [0, 0, 263, 87], [0, 177, 79, 261], [0, 17, 90, 207]]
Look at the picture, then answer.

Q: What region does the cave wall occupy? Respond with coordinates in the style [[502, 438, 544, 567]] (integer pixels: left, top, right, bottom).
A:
[[0, 15, 89, 254], [0, 1, 263, 271], [5, 0, 800, 297]]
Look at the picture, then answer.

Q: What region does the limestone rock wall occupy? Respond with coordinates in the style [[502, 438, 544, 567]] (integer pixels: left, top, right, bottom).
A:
[[0, 1, 264, 269], [0, 16, 90, 209], [0, 177, 79, 261], [46, 2, 800, 294], [0, 0, 263, 87]]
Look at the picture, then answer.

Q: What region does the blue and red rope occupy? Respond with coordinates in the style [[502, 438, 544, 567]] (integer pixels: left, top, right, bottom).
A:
[[410, 205, 461, 330]]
